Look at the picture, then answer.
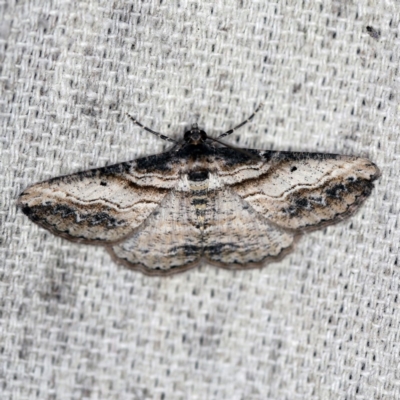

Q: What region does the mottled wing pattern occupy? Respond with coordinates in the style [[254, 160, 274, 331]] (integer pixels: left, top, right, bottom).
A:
[[18, 158, 182, 243], [110, 186, 295, 275], [233, 151, 380, 231], [19, 142, 379, 275]]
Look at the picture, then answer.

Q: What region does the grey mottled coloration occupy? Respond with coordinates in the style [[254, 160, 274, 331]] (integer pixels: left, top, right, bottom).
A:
[[18, 120, 380, 275]]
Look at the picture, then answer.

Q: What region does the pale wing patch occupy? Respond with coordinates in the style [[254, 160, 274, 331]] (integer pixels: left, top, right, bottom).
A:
[[203, 189, 294, 267], [234, 156, 379, 230], [18, 165, 172, 243], [110, 187, 295, 275]]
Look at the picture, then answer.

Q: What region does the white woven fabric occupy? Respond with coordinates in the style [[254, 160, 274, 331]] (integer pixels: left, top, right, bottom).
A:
[[1, 1, 398, 399]]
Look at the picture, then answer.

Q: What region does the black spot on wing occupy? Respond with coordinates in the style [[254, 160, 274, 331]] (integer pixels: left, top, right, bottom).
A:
[[295, 198, 310, 208], [326, 183, 346, 198], [20, 204, 41, 222]]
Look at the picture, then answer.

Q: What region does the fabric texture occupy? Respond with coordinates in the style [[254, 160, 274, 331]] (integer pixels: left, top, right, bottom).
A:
[[1, 1, 398, 399]]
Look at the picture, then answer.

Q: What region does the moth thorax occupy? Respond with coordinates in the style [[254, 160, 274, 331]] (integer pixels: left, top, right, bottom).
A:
[[187, 170, 209, 182]]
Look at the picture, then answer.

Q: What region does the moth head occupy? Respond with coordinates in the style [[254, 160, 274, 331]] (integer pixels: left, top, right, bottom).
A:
[[184, 123, 207, 145]]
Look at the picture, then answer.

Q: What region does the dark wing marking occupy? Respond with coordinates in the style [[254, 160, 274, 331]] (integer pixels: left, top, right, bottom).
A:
[[18, 153, 184, 244], [232, 151, 380, 231]]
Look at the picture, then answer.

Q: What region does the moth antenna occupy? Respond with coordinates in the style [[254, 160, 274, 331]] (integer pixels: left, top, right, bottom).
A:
[[218, 103, 263, 139], [127, 114, 177, 143]]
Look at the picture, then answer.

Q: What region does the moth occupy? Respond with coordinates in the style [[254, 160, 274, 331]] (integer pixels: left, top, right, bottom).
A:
[[18, 105, 380, 275]]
